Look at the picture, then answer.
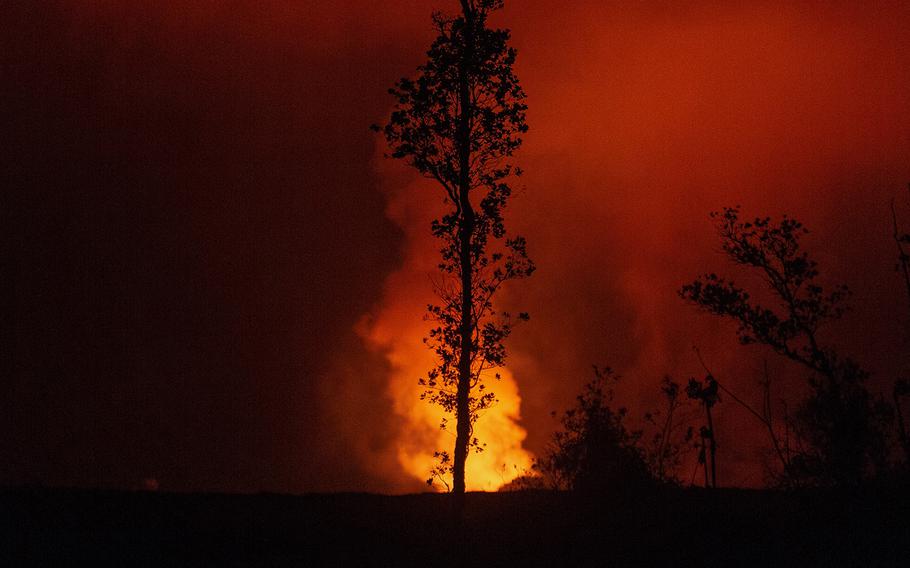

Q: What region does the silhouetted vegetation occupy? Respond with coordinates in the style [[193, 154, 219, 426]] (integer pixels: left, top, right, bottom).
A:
[[695, 352, 801, 487], [534, 204, 910, 493], [642, 376, 690, 484], [892, 185, 910, 469], [373, 0, 532, 504], [535, 367, 655, 493], [680, 207, 891, 486], [686, 374, 721, 488], [891, 185, 910, 313]]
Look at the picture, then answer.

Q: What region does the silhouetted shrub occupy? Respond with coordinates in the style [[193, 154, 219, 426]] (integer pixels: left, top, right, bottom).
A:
[[536, 367, 653, 494]]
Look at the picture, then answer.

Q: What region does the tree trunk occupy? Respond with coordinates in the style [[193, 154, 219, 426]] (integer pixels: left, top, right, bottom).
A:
[[701, 440, 709, 488], [452, 1, 476, 515], [894, 390, 910, 466], [705, 405, 717, 489]]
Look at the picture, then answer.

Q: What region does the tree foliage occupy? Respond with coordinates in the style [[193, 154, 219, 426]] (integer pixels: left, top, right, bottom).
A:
[[680, 207, 888, 485], [379, 4, 527, 195]]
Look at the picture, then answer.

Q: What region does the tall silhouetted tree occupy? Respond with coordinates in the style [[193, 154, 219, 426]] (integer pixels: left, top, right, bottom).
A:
[[374, 0, 532, 507], [680, 207, 887, 485]]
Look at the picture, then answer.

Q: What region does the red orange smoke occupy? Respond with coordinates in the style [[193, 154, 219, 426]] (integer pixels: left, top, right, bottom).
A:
[[362, 1, 910, 489], [9, 0, 908, 494], [360, 159, 533, 490]]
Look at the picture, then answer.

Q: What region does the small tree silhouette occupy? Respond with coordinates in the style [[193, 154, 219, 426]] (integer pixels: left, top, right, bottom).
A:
[[536, 367, 652, 494], [374, 0, 533, 508], [693, 350, 800, 487], [680, 207, 887, 486], [686, 375, 720, 488], [643, 376, 689, 484]]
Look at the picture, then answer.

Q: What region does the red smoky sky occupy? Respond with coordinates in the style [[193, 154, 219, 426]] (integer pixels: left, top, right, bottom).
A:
[[4, 1, 910, 492]]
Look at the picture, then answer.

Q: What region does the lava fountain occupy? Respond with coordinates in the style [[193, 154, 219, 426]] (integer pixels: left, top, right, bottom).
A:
[[360, 157, 534, 492]]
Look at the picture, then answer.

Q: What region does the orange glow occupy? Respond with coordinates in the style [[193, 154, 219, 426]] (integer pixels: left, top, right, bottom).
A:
[[377, 330, 532, 492], [361, 1, 910, 490], [361, 157, 534, 492]]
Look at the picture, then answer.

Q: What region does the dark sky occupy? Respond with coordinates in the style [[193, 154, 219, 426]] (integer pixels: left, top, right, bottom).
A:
[[3, 0, 424, 492], [4, 1, 910, 493]]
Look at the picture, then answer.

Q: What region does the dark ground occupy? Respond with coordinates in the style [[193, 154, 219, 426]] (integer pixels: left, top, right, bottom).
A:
[[2, 485, 908, 566]]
